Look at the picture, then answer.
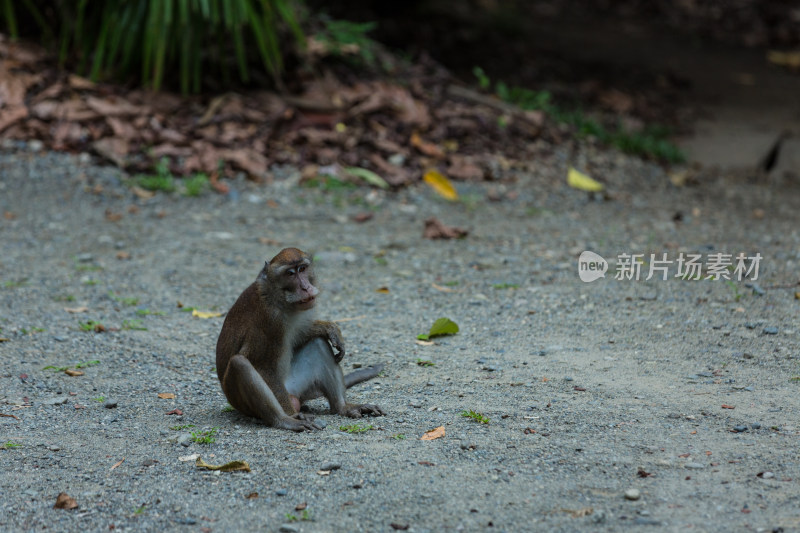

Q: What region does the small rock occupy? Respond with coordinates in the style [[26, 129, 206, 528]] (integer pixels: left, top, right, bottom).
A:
[[409, 400, 422, 408], [762, 326, 778, 335], [685, 462, 705, 469], [45, 397, 68, 406], [76, 253, 94, 263], [315, 419, 327, 429], [624, 488, 641, 501], [177, 433, 193, 447], [175, 518, 196, 525], [53, 335, 68, 342], [279, 525, 299, 533], [275, 488, 288, 496], [751, 422, 761, 430], [761, 471, 775, 479], [732, 425, 748, 433], [28, 139, 44, 152], [320, 462, 341, 472], [633, 517, 661, 526], [564, 376, 574, 382], [103, 399, 118, 409], [48, 445, 61, 452]]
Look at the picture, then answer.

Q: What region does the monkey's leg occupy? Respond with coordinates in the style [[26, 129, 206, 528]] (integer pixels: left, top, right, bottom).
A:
[[287, 338, 385, 418], [222, 354, 321, 432]]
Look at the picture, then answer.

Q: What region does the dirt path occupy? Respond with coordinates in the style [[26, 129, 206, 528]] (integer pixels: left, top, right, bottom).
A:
[[1, 147, 799, 532]]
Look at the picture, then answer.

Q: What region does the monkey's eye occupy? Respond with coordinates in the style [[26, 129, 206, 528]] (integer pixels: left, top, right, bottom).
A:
[[298, 265, 307, 273], [285, 269, 295, 277]]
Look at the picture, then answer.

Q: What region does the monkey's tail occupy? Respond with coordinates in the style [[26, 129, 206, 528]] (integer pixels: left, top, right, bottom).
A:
[[344, 364, 383, 388]]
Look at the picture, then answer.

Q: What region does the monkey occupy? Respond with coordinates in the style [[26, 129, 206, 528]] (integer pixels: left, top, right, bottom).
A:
[[216, 247, 385, 432]]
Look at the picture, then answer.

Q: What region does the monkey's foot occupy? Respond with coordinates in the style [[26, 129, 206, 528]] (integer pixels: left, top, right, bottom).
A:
[[342, 403, 385, 418], [277, 413, 322, 432]]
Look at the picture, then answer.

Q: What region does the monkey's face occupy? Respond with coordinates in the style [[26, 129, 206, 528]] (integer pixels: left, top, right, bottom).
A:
[[268, 248, 320, 312]]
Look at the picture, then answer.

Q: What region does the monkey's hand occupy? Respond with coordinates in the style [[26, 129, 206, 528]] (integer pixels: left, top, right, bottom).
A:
[[324, 322, 345, 363], [277, 413, 322, 432]]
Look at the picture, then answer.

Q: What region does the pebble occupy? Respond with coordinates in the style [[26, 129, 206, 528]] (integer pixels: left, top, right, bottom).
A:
[[175, 518, 196, 525], [315, 419, 327, 429], [28, 139, 44, 152], [685, 462, 705, 469], [45, 397, 68, 406], [279, 525, 299, 533], [634, 517, 661, 526], [53, 335, 68, 342], [409, 400, 422, 408], [320, 462, 341, 471], [103, 399, 118, 409], [275, 488, 288, 496], [624, 488, 641, 500], [76, 253, 94, 263], [48, 445, 61, 452], [732, 425, 748, 433], [177, 433, 193, 447], [762, 326, 778, 335], [751, 422, 761, 430], [761, 471, 775, 479], [564, 376, 574, 382]]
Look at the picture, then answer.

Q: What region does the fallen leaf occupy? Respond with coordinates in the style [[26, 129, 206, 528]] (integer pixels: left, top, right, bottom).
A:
[[567, 507, 594, 518], [158, 393, 176, 399], [110, 458, 125, 470], [415, 340, 434, 346], [418, 461, 435, 466], [721, 404, 735, 409], [0, 338, 10, 342], [64, 306, 89, 313], [411, 132, 445, 158], [195, 457, 251, 472], [165, 408, 183, 416], [567, 166, 604, 192], [573, 386, 586, 392], [53, 492, 78, 510], [447, 154, 484, 181], [345, 166, 390, 189], [523, 428, 536, 434], [390, 524, 410, 531], [423, 169, 458, 200], [4, 211, 17, 220], [431, 283, 457, 293], [317, 470, 331, 476], [375, 287, 390, 294], [767, 50, 800, 70], [295, 502, 307, 511], [417, 317, 459, 341], [130, 186, 155, 200], [192, 310, 223, 319], [246, 492, 259, 499], [353, 212, 374, 223], [637, 468, 653, 478], [116, 251, 131, 260], [420, 426, 445, 440], [179, 454, 200, 462], [64, 369, 84, 377], [423, 217, 468, 240]]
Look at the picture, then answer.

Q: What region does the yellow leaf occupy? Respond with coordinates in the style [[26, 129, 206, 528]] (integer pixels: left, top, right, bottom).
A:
[[767, 50, 800, 70], [567, 167, 604, 192], [158, 392, 175, 399], [420, 426, 445, 440], [192, 309, 222, 319], [375, 287, 390, 294], [423, 170, 458, 201], [195, 457, 251, 472]]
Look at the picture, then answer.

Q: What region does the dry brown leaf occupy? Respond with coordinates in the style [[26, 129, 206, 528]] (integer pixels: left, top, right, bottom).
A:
[[447, 155, 484, 181], [423, 217, 468, 240], [158, 393, 176, 400], [411, 132, 445, 158], [67, 74, 95, 90], [85, 96, 142, 116], [295, 502, 308, 511], [0, 106, 28, 133], [375, 287, 390, 294], [131, 186, 155, 200], [64, 306, 89, 313], [110, 458, 125, 470], [246, 492, 259, 499], [195, 457, 251, 472], [431, 283, 457, 293], [92, 137, 129, 167], [420, 426, 445, 440], [64, 369, 84, 377], [53, 492, 78, 510]]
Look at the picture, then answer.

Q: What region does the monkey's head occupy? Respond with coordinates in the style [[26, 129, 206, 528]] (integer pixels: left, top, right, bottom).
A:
[[260, 248, 320, 312]]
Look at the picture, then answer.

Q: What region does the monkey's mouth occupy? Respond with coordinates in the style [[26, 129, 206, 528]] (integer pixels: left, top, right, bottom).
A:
[[297, 296, 316, 309]]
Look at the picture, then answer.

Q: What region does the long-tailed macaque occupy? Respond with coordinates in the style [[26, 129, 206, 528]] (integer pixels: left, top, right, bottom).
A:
[[216, 248, 385, 431]]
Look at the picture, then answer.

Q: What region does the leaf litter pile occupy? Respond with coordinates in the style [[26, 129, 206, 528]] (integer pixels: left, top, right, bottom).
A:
[[0, 34, 560, 188]]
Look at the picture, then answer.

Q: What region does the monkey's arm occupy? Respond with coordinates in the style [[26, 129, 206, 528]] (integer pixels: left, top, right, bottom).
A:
[[296, 320, 345, 363]]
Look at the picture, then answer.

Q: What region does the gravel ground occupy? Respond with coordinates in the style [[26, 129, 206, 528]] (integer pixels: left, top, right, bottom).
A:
[[1, 146, 799, 533]]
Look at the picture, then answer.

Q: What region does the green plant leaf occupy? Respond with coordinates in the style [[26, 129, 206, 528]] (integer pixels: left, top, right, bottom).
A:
[[345, 167, 389, 189], [418, 317, 459, 340]]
